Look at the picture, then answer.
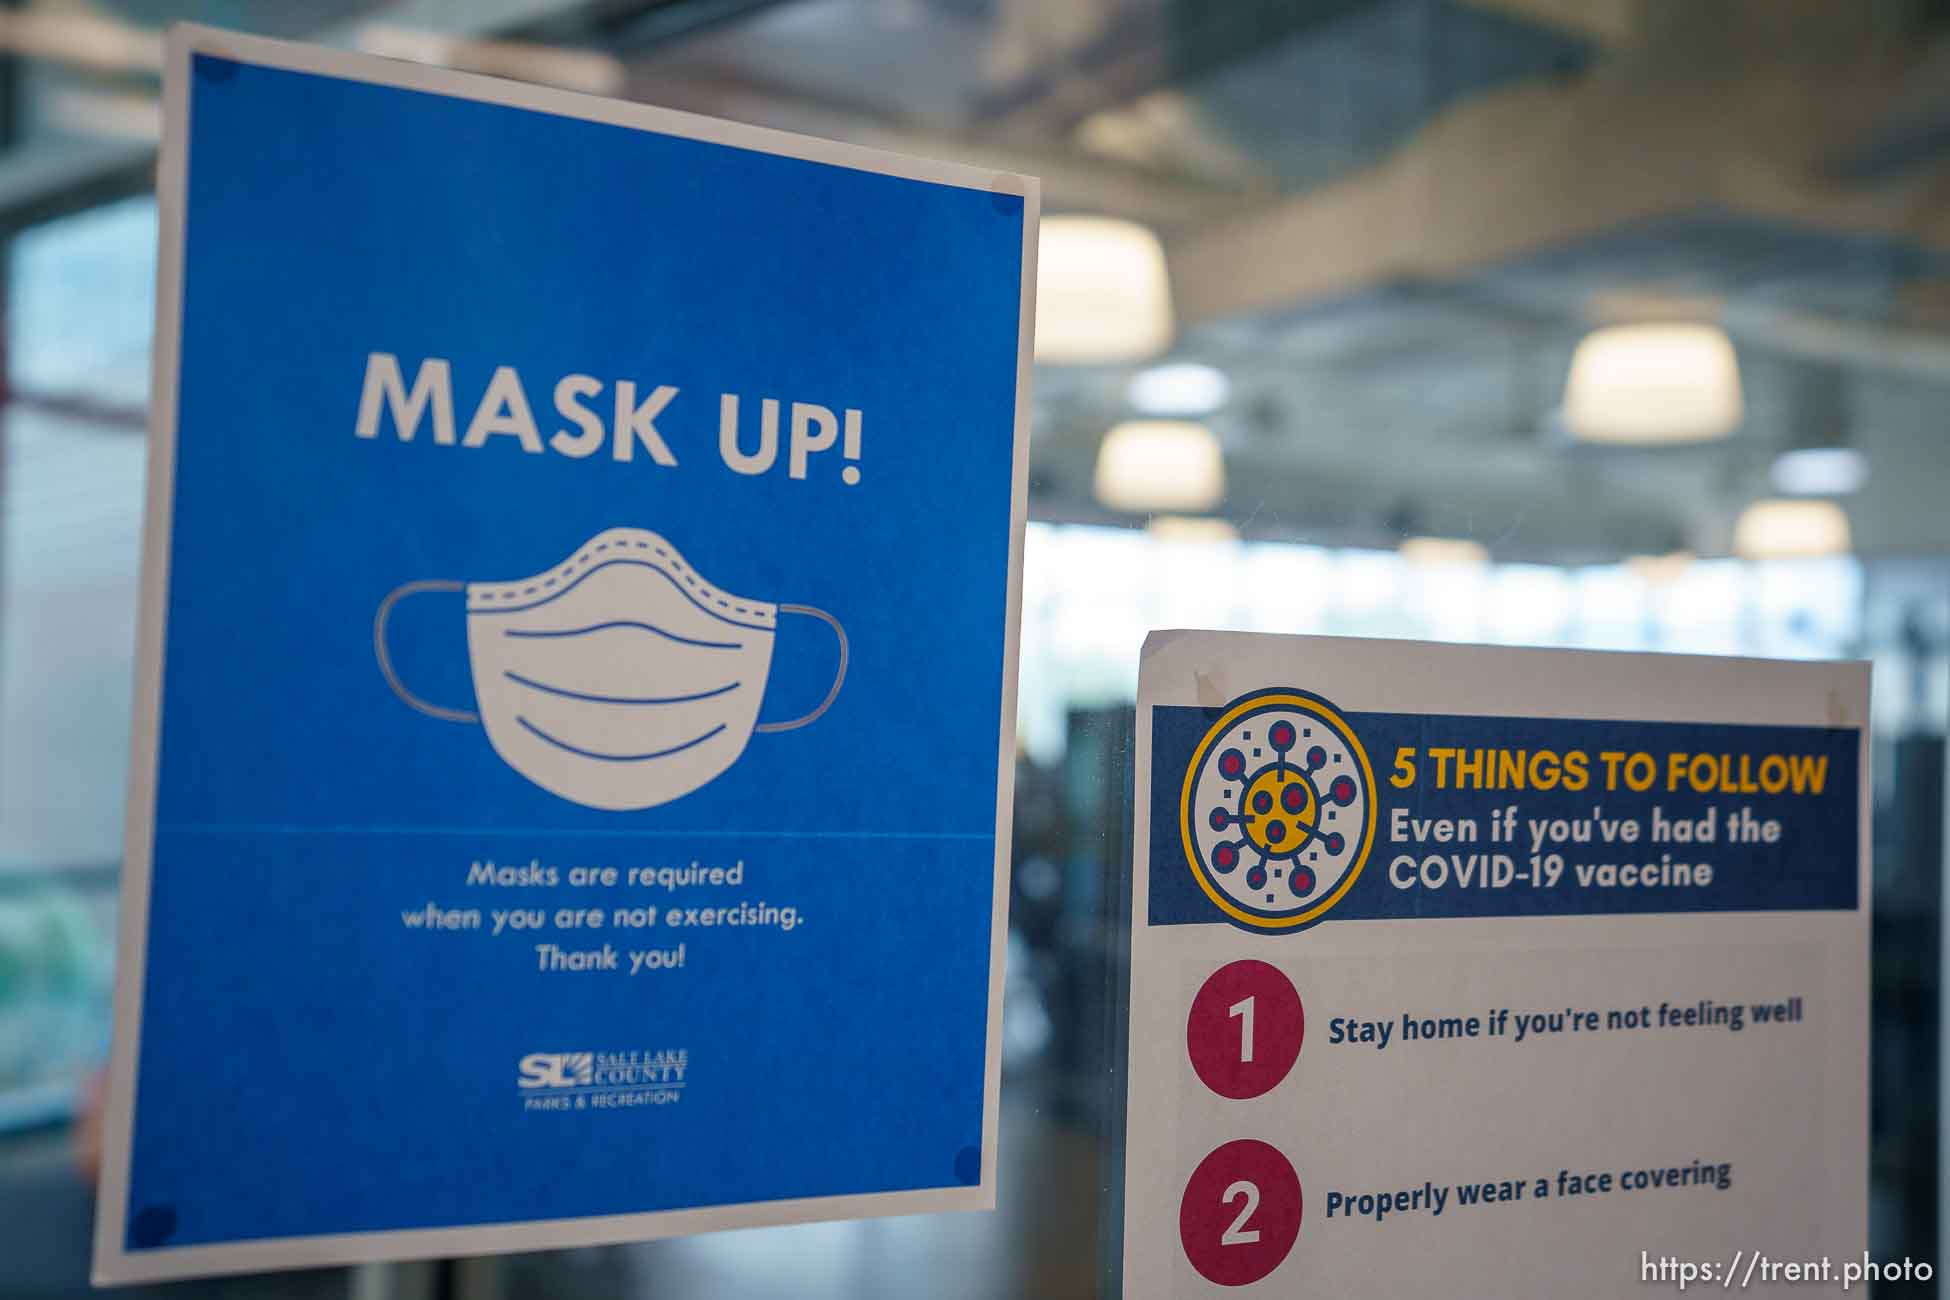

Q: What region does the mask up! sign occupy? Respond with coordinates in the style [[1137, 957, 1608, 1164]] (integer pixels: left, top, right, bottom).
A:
[[97, 26, 1034, 1283]]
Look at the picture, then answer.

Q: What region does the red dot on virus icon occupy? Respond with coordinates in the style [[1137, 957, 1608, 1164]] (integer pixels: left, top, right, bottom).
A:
[[1181, 690, 1376, 932]]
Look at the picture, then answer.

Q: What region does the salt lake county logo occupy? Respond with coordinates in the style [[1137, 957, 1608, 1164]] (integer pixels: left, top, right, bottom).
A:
[[1180, 689, 1376, 932], [516, 1048, 688, 1111], [516, 1051, 595, 1089]]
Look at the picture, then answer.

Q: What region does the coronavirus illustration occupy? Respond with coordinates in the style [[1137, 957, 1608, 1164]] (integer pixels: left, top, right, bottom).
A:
[[1181, 690, 1375, 931]]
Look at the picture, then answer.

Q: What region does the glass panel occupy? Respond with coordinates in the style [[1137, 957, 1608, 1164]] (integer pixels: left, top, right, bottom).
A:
[[0, 3, 1941, 1295]]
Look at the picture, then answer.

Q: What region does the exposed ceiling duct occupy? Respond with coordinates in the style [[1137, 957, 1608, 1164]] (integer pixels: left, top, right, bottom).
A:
[[13, 0, 1950, 559]]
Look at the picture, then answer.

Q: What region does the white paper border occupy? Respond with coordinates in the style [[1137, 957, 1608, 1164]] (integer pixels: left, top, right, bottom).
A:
[[95, 23, 1037, 1284]]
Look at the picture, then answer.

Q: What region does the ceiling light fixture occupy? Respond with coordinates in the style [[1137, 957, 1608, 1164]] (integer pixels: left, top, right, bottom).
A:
[[1626, 551, 1695, 586], [1093, 420, 1223, 513], [1399, 536, 1489, 567], [1146, 515, 1239, 545], [1036, 216, 1173, 364], [1127, 361, 1230, 416], [1733, 499, 1851, 559], [1769, 446, 1868, 497], [1563, 323, 1744, 444]]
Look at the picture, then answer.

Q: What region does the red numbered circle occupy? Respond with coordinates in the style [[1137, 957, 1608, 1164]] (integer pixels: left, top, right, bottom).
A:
[[1187, 959, 1304, 1099], [1179, 1139, 1303, 1287]]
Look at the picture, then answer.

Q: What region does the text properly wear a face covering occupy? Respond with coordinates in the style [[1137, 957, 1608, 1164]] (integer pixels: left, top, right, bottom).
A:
[[376, 528, 846, 810]]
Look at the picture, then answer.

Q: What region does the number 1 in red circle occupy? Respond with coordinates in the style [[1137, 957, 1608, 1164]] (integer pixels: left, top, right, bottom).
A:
[[1179, 1139, 1303, 1287], [1187, 959, 1304, 1099]]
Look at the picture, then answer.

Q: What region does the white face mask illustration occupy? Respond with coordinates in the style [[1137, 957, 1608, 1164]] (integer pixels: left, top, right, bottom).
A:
[[374, 528, 846, 810]]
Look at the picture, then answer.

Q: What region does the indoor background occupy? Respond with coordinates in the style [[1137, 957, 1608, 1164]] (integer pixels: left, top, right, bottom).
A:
[[0, 0, 1945, 1296]]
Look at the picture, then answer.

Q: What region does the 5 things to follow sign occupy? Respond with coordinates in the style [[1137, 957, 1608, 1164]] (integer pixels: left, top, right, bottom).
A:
[[97, 27, 1034, 1283], [1120, 632, 1868, 1298]]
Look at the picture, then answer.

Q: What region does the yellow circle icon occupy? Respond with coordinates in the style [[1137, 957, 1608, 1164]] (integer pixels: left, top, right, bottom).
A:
[[1238, 765, 1319, 858], [1178, 689, 1377, 932]]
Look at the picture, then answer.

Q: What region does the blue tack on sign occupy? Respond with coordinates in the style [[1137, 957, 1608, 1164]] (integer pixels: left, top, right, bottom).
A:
[[126, 51, 1023, 1251]]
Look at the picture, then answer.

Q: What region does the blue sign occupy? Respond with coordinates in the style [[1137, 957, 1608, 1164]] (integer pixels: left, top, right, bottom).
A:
[[98, 27, 1033, 1281]]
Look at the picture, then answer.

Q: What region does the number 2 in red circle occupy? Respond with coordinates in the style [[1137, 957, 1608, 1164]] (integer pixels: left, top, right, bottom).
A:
[[1187, 959, 1304, 1099], [1179, 1139, 1303, 1287]]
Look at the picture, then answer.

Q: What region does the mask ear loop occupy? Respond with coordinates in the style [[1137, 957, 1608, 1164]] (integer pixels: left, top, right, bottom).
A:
[[754, 604, 847, 733], [374, 579, 479, 724]]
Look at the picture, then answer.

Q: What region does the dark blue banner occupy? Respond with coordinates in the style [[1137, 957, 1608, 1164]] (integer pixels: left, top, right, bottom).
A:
[[1149, 700, 1859, 932]]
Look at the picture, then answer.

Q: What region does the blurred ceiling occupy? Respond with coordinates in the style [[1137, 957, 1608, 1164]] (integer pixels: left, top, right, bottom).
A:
[[11, 0, 1950, 560]]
